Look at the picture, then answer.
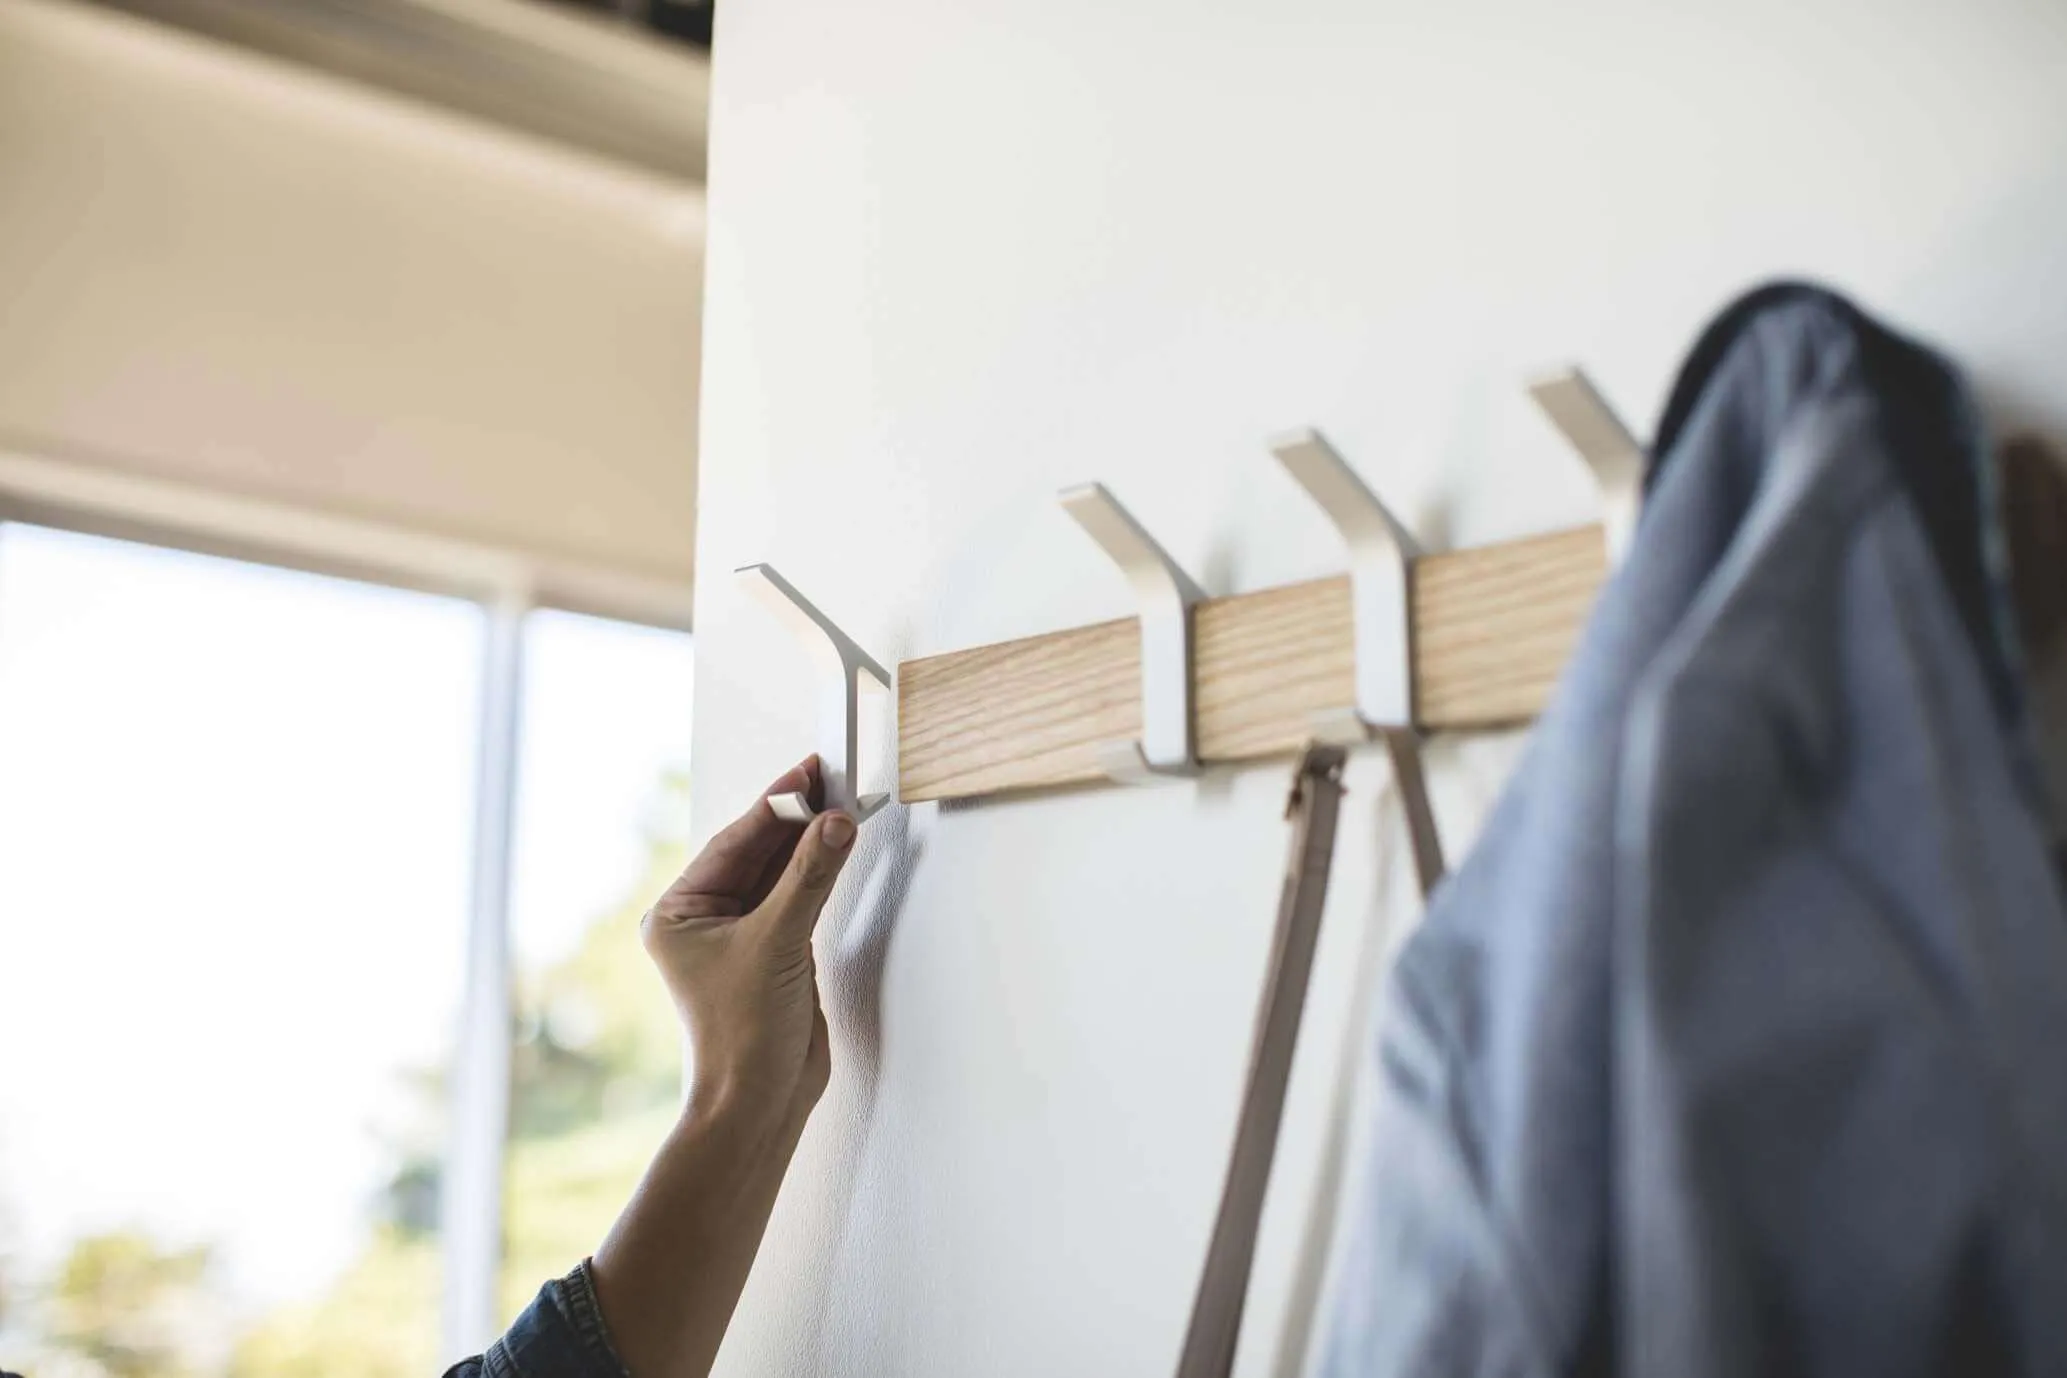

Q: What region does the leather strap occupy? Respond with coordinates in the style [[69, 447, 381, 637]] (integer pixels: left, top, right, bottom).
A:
[[1380, 729, 1446, 898], [1174, 743, 1350, 1378]]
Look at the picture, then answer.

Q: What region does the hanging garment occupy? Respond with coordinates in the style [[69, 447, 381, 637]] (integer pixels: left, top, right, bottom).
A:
[[1322, 284, 2067, 1378]]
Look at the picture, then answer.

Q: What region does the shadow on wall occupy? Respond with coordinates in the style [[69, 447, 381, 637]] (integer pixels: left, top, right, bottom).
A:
[[826, 803, 927, 1102], [783, 796, 928, 1369]]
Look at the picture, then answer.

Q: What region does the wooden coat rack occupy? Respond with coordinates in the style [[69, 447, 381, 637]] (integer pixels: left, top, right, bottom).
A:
[[738, 371, 2067, 827], [897, 522, 1603, 801]]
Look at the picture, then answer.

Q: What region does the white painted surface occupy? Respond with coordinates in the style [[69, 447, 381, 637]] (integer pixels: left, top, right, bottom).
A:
[[691, 1, 2067, 1374], [0, 0, 705, 607], [447, 596, 525, 1360]]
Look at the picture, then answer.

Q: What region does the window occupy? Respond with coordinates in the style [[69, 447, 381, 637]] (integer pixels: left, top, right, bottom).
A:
[[501, 612, 693, 1323], [0, 523, 693, 1374]]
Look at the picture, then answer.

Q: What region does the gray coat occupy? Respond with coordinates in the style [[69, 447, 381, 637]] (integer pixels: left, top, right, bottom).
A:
[[1323, 286, 2067, 1378]]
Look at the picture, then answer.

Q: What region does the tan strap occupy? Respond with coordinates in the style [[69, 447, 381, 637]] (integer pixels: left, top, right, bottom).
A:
[[1381, 730, 1446, 898], [1174, 743, 1350, 1378]]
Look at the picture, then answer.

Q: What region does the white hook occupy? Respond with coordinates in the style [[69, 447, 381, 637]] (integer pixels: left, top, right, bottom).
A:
[[1270, 429, 1445, 896], [736, 563, 892, 823], [1058, 482, 1204, 784], [1271, 429, 1421, 733], [1528, 367, 1645, 565]]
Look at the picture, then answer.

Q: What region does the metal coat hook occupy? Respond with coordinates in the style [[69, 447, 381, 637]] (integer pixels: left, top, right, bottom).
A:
[[1529, 367, 1646, 565], [1270, 429, 1445, 896], [1059, 481, 1204, 784], [736, 563, 892, 823]]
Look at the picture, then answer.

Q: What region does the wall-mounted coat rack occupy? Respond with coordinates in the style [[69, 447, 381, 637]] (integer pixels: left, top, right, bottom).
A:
[[738, 367, 1640, 823], [739, 371, 2067, 835], [896, 520, 1601, 800], [893, 370, 1635, 804]]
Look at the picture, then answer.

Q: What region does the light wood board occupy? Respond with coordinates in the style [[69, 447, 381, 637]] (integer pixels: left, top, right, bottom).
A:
[[898, 523, 1606, 802]]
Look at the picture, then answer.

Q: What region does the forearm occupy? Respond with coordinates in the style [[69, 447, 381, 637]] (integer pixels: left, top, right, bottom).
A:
[[589, 1088, 811, 1378], [583, 767, 851, 1377]]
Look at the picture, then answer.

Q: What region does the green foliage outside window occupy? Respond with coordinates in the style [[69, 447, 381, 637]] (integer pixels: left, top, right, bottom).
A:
[[8, 774, 690, 1376]]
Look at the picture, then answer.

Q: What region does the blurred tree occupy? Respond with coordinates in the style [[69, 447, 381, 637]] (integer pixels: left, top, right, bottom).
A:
[[498, 1104, 680, 1324], [44, 1232, 217, 1377], [18, 771, 691, 1373], [500, 768, 689, 1319], [510, 837, 686, 1135], [226, 1228, 436, 1378]]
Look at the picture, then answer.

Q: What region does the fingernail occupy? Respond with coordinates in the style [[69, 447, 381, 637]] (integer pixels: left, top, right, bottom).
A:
[[821, 813, 856, 850]]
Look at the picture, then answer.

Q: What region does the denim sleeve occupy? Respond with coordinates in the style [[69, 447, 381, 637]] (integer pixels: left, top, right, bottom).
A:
[[442, 1260, 631, 1378]]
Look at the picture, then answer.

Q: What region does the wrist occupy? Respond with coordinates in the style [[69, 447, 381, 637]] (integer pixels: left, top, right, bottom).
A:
[[681, 1066, 811, 1151], [594, 1076, 808, 1378]]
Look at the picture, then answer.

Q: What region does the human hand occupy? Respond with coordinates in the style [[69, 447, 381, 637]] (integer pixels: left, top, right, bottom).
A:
[[593, 759, 859, 1377], [639, 756, 856, 1133]]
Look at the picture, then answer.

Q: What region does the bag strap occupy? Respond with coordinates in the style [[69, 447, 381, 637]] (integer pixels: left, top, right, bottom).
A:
[[1173, 743, 1350, 1378]]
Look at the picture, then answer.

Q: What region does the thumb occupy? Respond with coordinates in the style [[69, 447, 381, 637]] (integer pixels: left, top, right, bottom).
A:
[[757, 811, 857, 943]]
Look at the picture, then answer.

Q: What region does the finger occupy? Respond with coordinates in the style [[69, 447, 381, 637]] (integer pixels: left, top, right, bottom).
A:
[[745, 833, 803, 913], [739, 758, 837, 908], [669, 757, 819, 905], [756, 811, 857, 944]]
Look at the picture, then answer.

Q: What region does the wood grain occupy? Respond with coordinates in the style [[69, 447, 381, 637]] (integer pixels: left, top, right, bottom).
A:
[[897, 524, 1606, 802]]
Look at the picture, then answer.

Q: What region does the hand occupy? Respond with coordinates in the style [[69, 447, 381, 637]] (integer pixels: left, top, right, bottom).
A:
[[640, 755, 857, 1133], [593, 758, 859, 1378]]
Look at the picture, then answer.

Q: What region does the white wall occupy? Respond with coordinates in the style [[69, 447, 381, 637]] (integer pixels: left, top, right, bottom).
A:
[[0, 0, 706, 616], [691, 2, 2067, 1374]]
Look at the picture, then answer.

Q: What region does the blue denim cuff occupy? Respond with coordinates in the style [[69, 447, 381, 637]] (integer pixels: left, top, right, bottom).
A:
[[469, 1260, 630, 1378]]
